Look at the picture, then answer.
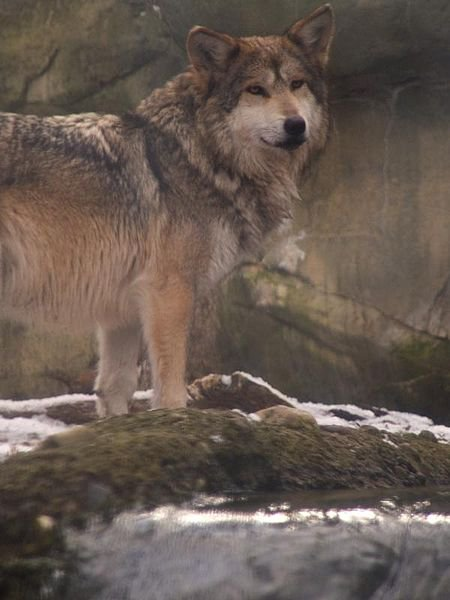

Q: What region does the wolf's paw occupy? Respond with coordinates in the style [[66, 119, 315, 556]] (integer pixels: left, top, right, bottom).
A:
[[95, 390, 129, 418]]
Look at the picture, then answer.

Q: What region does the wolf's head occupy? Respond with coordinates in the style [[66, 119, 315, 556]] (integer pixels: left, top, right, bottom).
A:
[[187, 5, 334, 166]]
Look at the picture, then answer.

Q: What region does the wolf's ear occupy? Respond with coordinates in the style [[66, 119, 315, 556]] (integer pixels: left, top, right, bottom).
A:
[[287, 4, 334, 67], [187, 27, 240, 73]]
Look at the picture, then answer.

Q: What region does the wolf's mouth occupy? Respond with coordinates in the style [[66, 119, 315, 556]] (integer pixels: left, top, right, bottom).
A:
[[261, 136, 307, 151]]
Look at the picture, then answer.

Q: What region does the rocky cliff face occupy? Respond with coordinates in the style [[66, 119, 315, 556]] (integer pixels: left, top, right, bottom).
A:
[[0, 0, 184, 115], [0, 1, 449, 419]]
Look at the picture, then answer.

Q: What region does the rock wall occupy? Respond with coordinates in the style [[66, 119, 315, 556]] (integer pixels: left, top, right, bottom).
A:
[[0, 0, 184, 115], [0, 1, 449, 417]]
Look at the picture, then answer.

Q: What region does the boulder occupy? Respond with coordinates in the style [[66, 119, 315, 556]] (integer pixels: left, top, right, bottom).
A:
[[188, 371, 294, 412], [255, 405, 318, 430], [1, 407, 450, 596]]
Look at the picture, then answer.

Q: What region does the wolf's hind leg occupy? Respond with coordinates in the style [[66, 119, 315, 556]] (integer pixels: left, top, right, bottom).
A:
[[95, 322, 141, 417]]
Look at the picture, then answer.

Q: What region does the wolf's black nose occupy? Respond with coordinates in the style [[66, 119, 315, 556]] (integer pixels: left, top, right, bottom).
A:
[[284, 116, 306, 137]]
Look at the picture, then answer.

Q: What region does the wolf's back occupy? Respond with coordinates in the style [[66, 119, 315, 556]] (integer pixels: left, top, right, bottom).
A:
[[0, 111, 129, 187]]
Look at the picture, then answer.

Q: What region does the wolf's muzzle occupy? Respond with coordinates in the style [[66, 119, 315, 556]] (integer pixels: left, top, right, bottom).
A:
[[281, 116, 307, 150]]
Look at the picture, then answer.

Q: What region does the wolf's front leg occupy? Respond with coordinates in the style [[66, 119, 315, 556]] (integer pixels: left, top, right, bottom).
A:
[[143, 276, 193, 409], [95, 322, 141, 417]]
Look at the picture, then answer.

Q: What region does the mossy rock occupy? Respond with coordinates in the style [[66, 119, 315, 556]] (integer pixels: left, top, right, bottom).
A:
[[1, 409, 450, 582], [392, 338, 450, 378], [368, 339, 450, 424]]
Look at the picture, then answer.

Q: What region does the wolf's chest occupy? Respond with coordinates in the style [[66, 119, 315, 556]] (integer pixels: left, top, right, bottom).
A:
[[205, 222, 242, 286]]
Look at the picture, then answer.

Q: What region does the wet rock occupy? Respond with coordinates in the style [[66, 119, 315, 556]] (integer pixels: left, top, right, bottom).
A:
[[63, 503, 450, 600], [0, 404, 449, 596], [0, 409, 449, 548]]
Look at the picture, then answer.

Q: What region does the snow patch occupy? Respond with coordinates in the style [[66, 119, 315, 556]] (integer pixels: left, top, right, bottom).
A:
[[0, 393, 94, 413], [1, 373, 449, 460], [221, 375, 232, 386], [133, 390, 154, 401], [0, 389, 152, 460], [0, 414, 69, 459], [237, 371, 450, 444]]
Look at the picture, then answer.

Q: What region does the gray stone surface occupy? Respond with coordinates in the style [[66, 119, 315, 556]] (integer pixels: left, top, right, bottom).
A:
[[0, 0, 184, 114], [158, 0, 450, 80], [0, 320, 97, 398]]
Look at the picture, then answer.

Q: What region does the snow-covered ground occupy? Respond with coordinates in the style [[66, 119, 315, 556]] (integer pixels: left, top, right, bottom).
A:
[[231, 372, 450, 443], [0, 391, 151, 460], [1, 372, 449, 461], [0, 414, 69, 458]]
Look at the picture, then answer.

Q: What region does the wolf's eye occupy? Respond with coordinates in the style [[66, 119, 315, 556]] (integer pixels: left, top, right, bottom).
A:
[[246, 85, 266, 96], [291, 79, 305, 91]]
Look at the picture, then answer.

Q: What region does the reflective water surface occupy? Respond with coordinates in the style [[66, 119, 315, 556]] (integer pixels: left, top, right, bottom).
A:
[[66, 487, 450, 600]]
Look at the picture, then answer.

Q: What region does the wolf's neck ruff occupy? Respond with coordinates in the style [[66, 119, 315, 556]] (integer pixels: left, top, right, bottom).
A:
[[0, 5, 334, 415], [136, 70, 308, 255]]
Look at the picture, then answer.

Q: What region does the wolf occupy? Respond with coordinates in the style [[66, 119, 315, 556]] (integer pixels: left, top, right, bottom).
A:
[[0, 5, 334, 416]]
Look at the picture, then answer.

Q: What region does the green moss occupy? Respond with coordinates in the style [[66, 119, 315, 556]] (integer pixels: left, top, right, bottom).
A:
[[367, 338, 450, 424], [392, 338, 450, 378], [1, 409, 450, 537]]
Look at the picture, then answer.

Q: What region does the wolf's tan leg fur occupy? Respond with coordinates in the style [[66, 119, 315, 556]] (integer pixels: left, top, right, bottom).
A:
[[95, 322, 141, 417], [143, 277, 193, 409]]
